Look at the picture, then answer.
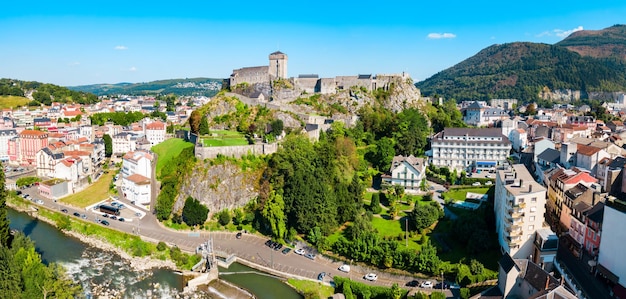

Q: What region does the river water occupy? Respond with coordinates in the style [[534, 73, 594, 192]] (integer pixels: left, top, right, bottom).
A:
[[8, 209, 302, 299]]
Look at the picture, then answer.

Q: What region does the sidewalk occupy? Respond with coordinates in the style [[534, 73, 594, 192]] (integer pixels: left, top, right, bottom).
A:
[[556, 236, 612, 299]]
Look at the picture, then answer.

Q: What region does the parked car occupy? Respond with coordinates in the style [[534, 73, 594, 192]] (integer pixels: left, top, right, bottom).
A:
[[295, 249, 306, 255], [118, 217, 125, 222], [472, 182, 481, 186], [485, 181, 493, 185], [35, 199, 44, 205], [264, 240, 272, 247], [110, 215, 117, 220], [338, 264, 351, 273], [305, 253, 316, 260], [435, 282, 450, 289], [281, 247, 291, 255], [81, 214, 87, 219], [364, 273, 378, 281], [61, 209, 68, 213], [73, 212, 80, 217], [274, 243, 283, 251], [101, 220, 110, 226], [406, 280, 419, 287], [420, 281, 433, 288], [236, 232, 242, 239], [102, 213, 109, 218], [318, 272, 326, 281]]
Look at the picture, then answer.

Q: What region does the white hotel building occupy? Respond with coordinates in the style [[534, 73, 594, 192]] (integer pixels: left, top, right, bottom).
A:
[[494, 164, 547, 259], [430, 128, 511, 172]]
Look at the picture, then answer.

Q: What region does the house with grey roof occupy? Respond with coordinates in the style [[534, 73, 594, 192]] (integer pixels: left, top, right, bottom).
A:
[[382, 155, 427, 191]]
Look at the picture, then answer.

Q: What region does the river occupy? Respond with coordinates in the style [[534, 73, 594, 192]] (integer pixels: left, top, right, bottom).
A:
[[8, 209, 303, 299]]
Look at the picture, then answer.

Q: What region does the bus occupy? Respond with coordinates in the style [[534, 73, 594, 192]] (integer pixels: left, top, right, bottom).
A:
[[99, 205, 120, 216]]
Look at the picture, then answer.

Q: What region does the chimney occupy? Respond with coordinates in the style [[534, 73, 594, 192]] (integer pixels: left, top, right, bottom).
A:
[[529, 184, 533, 193]]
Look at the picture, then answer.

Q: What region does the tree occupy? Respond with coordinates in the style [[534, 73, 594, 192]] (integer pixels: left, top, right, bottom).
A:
[[182, 197, 209, 226], [409, 204, 441, 231], [391, 283, 403, 299], [0, 167, 8, 247], [262, 191, 287, 240], [369, 192, 382, 214], [270, 119, 284, 137], [199, 115, 210, 135], [103, 134, 112, 157], [189, 110, 202, 134], [372, 137, 395, 171], [218, 210, 231, 226]]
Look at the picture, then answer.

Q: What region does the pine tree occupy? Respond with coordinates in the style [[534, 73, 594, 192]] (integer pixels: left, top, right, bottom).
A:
[[0, 167, 9, 247]]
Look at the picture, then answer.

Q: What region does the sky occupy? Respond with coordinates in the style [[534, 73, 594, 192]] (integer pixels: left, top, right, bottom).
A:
[[1, 1, 625, 87]]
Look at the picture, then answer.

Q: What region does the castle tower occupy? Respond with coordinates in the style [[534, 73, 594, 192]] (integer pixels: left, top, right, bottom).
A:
[[269, 51, 288, 79]]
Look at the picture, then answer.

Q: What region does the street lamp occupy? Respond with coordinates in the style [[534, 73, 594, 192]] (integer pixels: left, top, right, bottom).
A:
[[441, 271, 444, 293]]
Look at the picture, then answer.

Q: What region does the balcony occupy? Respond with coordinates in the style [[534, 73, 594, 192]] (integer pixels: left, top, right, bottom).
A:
[[508, 209, 524, 218], [505, 215, 522, 225], [506, 236, 522, 245], [506, 226, 523, 237]]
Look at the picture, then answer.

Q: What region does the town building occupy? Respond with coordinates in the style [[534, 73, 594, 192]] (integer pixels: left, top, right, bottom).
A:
[[430, 127, 511, 172], [0, 129, 17, 161], [596, 200, 626, 296], [381, 155, 427, 191], [122, 173, 151, 205], [145, 120, 166, 146], [494, 164, 547, 259], [121, 150, 153, 179], [9, 130, 48, 165]]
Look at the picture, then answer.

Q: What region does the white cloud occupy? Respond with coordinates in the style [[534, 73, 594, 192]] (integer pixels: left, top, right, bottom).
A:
[[536, 26, 583, 38], [555, 26, 583, 38], [114, 45, 128, 50], [427, 32, 456, 39], [128, 66, 137, 72]]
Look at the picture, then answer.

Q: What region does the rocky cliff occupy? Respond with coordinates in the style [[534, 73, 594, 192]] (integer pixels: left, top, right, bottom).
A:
[[172, 160, 262, 217]]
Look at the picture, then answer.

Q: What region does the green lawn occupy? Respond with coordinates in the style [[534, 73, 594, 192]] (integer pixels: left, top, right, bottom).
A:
[[201, 130, 248, 147], [371, 217, 422, 250], [0, 95, 30, 109], [442, 187, 490, 202], [60, 171, 115, 208], [152, 138, 194, 177], [287, 278, 334, 299]]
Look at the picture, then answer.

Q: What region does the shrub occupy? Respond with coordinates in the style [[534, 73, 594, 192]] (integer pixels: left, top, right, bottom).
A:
[[218, 210, 231, 226], [157, 241, 168, 251], [460, 288, 470, 299]]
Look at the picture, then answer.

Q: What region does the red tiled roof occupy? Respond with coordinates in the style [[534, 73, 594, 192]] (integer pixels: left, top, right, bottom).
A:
[[19, 129, 47, 137], [577, 144, 602, 156], [126, 174, 151, 185], [146, 121, 165, 130], [63, 150, 90, 157]]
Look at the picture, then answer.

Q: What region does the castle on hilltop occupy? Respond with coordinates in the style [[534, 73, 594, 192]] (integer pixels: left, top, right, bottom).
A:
[[227, 51, 412, 96]]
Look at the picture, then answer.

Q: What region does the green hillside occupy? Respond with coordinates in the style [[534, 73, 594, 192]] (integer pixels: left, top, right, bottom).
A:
[[0, 78, 98, 105], [415, 24, 626, 103], [69, 77, 222, 97]]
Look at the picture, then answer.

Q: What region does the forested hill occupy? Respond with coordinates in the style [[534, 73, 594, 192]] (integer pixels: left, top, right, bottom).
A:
[[557, 24, 626, 60], [415, 25, 626, 103], [69, 77, 222, 97], [0, 78, 98, 105]]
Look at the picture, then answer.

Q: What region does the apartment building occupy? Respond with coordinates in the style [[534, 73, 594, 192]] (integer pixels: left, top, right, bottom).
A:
[[494, 164, 547, 259], [430, 127, 511, 172]]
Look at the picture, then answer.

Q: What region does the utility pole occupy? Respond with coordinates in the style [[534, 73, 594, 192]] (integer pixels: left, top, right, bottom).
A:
[[405, 218, 408, 247], [441, 271, 444, 293]]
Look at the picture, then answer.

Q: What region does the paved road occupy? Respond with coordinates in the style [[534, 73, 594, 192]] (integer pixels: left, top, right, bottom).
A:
[[22, 182, 455, 297]]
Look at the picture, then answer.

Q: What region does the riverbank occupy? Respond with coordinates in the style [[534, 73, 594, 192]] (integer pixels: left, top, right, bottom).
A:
[[7, 201, 177, 272]]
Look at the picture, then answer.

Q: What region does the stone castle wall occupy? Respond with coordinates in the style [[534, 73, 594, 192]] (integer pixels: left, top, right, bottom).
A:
[[195, 143, 278, 160]]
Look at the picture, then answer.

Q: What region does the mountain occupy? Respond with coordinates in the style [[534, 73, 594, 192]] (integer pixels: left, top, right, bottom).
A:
[[557, 24, 626, 60], [415, 25, 626, 103], [0, 78, 97, 105], [68, 77, 223, 97]]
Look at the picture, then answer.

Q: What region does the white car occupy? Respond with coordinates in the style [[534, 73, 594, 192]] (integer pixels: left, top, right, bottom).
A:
[[364, 273, 378, 281], [472, 182, 481, 186], [35, 199, 44, 205], [421, 281, 433, 288], [295, 249, 306, 255], [338, 264, 351, 273]]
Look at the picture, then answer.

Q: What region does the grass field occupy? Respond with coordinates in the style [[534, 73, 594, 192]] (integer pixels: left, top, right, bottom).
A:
[[60, 171, 115, 208], [152, 138, 194, 177], [442, 187, 490, 202], [201, 130, 248, 147], [287, 279, 334, 298], [0, 95, 30, 109]]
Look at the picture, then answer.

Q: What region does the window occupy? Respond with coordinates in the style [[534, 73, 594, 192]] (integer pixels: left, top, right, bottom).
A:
[[528, 225, 534, 230], [529, 216, 535, 222], [531, 197, 537, 203], [530, 207, 537, 213]]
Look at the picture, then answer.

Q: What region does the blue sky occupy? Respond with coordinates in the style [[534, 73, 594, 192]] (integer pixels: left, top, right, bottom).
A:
[[1, 1, 625, 86]]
